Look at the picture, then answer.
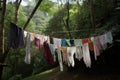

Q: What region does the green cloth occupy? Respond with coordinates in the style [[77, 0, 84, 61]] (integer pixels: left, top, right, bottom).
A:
[[74, 39, 82, 46], [66, 39, 71, 46]]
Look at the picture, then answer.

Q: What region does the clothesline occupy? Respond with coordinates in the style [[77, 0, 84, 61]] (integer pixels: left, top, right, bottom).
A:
[[9, 22, 113, 72], [51, 29, 97, 34]]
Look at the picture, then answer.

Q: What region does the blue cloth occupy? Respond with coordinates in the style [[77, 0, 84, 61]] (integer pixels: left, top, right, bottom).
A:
[[61, 39, 67, 47], [9, 23, 24, 48], [70, 39, 74, 46], [49, 44, 56, 62]]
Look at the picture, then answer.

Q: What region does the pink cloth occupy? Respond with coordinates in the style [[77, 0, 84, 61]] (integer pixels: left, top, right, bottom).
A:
[[34, 37, 41, 50], [53, 38, 61, 49], [93, 36, 101, 60], [37, 34, 45, 45]]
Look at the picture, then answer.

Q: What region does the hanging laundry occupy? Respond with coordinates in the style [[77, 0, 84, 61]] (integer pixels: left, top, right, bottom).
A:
[[57, 48, 63, 71], [105, 31, 113, 44], [60, 47, 68, 64], [93, 36, 101, 60], [24, 31, 27, 38], [43, 42, 54, 65], [19, 28, 24, 46], [67, 47, 76, 67], [9, 23, 24, 48], [70, 39, 75, 46], [44, 36, 50, 43], [53, 38, 61, 49], [99, 34, 107, 50], [34, 37, 41, 50], [61, 39, 67, 47], [35, 34, 45, 45], [24, 33, 31, 64], [49, 44, 56, 62], [74, 39, 82, 46], [30, 33, 35, 41], [82, 38, 94, 51], [75, 46, 83, 61], [91, 37, 94, 43], [66, 39, 71, 46], [82, 43, 91, 68]]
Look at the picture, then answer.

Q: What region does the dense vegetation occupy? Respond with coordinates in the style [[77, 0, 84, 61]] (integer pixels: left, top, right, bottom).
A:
[[1, 0, 120, 80]]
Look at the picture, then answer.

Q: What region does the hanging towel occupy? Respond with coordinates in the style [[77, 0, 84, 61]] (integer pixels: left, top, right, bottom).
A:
[[75, 46, 83, 61], [66, 39, 71, 46], [24, 31, 27, 38], [61, 39, 67, 47], [70, 39, 75, 46], [24, 33, 31, 64], [34, 37, 41, 50], [49, 44, 56, 62], [105, 31, 113, 44], [60, 47, 68, 64], [74, 39, 82, 46], [67, 47, 76, 67], [9, 23, 24, 48], [57, 49, 63, 71], [53, 38, 61, 49], [44, 42, 54, 65], [37, 34, 45, 45], [82, 38, 94, 51], [82, 43, 91, 68], [99, 34, 107, 50], [93, 36, 101, 60], [30, 33, 35, 41], [44, 36, 50, 43]]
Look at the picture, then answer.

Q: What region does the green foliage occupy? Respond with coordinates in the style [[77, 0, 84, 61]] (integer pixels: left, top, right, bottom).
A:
[[36, 0, 58, 15], [46, 0, 116, 38], [3, 0, 120, 80]]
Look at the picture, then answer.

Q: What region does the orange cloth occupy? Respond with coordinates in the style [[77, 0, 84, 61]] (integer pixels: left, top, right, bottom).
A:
[[60, 47, 68, 64], [82, 38, 94, 51]]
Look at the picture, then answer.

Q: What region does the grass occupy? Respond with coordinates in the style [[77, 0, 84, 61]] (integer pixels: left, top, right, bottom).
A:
[[22, 67, 63, 80]]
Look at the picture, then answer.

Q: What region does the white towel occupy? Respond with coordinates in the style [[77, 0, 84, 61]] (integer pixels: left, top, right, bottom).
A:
[[75, 46, 83, 61], [24, 33, 31, 64], [67, 47, 76, 67], [82, 43, 91, 68], [57, 49, 63, 71]]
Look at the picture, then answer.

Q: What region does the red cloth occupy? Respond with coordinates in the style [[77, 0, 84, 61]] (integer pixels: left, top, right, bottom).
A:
[[43, 42, 54, 65], [82, 38, 94, 51]]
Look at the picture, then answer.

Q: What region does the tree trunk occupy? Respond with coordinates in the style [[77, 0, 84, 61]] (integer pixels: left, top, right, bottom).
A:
[[14, 0, 22, 24], [0, 0, 6, 79], [89, 0, 95, 29], [23, 0, 43, 30], [66, 0, 72, 39]]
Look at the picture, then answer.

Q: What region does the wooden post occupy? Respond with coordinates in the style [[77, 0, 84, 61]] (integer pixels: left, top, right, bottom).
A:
[[0, 0, 6, 79]]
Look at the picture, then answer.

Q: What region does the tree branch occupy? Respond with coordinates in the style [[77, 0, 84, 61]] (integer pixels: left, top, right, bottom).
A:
[[23, 0, 43, 30], [14, 0, 22, 24]]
